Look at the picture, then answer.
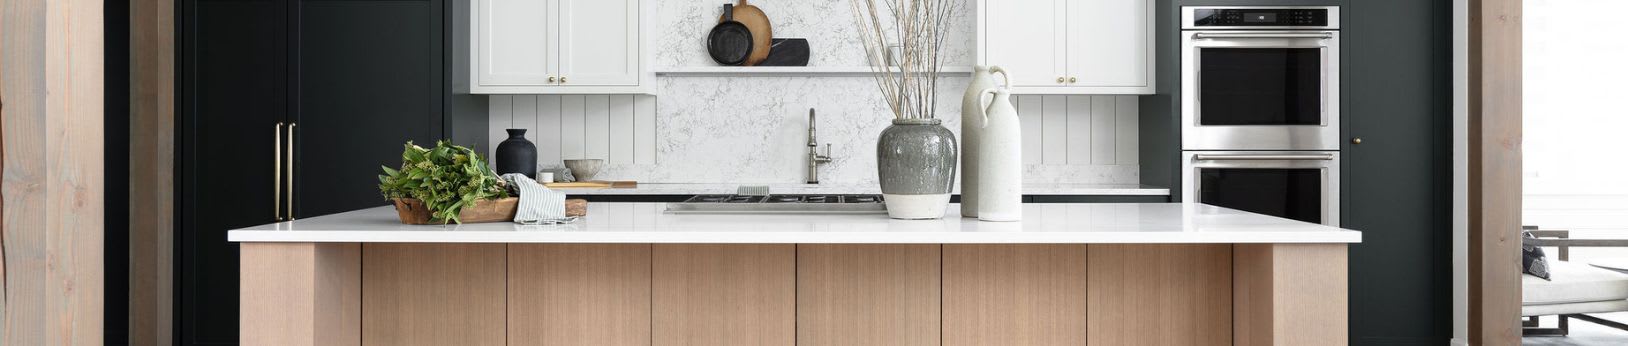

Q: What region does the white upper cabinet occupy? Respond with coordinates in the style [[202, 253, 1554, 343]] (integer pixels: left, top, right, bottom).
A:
[[469, 0, 648, 94], [979, 0, 1154, 94]]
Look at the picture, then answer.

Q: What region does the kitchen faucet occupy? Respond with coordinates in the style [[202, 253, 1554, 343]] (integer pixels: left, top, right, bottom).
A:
[[807, 108, 832, 184]]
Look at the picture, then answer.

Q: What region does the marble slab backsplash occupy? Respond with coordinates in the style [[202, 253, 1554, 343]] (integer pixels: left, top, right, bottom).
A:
[[483, 0, 1141, 186]]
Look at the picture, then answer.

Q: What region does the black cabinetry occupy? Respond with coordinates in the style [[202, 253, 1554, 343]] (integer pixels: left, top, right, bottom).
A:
[[177, 0, 479, 343], [1341, 0, 1453, 343], [1141, 0, 1451, 344]]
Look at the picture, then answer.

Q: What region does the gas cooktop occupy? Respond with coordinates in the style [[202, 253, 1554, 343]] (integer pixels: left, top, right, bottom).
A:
[[664, 194, 887, 214]]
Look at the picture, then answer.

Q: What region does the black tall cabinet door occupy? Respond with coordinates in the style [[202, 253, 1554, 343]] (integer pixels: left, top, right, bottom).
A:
[[180, 0, 448, 344], [295, 0, 444, 218], [179, 0, 290, 344], [1343, 0, 1452, 344]]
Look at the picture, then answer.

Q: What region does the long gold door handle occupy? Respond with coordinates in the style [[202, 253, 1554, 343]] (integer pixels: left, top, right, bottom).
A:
[[274, 122, 283, 221], [286, 123, 297, 221]]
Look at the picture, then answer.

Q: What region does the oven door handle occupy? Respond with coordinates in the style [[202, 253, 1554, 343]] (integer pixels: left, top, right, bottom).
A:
[[1193, 154, 1335, 161], [1192, 32, 1334, 39]]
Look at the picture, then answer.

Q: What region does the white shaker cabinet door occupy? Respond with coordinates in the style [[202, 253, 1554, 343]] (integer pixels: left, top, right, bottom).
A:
[[555, 0, 641, 86], [1068, 0, 1152, 89], [981, 0, 1068, 88], [476, 0, 556, 86]]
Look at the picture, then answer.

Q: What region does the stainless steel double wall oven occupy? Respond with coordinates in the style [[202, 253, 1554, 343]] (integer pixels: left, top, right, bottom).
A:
[[1180, 6, 1341, 226]]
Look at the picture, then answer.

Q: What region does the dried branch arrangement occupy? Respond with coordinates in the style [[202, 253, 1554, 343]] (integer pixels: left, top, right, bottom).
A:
[[849, 0, 961, 120]]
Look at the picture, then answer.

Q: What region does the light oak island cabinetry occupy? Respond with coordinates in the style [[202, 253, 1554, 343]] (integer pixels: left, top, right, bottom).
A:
[[234, 203, 1357, 346], [467, 0, 648, 94], [977, 0, 1155, 94]]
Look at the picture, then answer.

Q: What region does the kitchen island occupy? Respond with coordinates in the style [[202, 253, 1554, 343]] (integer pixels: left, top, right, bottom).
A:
[[230, 203, 1359, 346]]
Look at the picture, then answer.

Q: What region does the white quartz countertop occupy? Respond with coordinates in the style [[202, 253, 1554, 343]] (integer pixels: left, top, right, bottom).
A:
[[551, 183, 1169, 196], [229, 203, 1359, 244]]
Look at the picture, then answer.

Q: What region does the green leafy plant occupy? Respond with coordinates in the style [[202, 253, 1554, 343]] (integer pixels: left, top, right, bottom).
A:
[[378, 140, 509, 224]]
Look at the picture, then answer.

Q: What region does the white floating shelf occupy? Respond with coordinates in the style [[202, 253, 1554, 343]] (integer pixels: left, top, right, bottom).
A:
[[654, 66, 974, 77]]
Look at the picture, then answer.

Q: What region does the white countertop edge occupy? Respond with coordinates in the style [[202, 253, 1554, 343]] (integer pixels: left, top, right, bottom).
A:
[[228, 231, 1359, 244], [550, 183, 1171, 196]]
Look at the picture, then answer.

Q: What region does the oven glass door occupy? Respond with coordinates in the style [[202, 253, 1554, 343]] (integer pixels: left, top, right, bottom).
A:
[[1181, 31, 1340, 150], [1199, 48, 1322, 125], [1183, 151, 1340, 226], [1199, 168, 1323, 223]]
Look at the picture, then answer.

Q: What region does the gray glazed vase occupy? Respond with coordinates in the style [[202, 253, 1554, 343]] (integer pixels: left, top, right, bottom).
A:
[[876, 118, 958, 219]]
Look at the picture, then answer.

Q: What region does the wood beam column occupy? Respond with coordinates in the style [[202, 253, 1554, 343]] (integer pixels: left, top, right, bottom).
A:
[[1467, 0, 1523, 344]]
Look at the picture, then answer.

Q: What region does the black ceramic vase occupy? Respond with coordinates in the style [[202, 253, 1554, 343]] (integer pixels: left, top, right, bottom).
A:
[[495, 129, 538, 179]]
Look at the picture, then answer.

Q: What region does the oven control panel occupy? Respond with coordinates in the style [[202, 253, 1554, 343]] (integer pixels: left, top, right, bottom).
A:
[[1185, 7, 1338, 29]]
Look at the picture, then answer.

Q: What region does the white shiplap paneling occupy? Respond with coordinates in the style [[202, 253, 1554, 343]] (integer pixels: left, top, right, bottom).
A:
[[1065, 95, 1091, 165], [513, 95, 539, 144], [487, 95, 513, 160], [584, 95, 611, 160], [1017, 95, 1043, 165], [609, 95, 636, 164], [486, 93, 1138, 175], [1090, 95, 1116, 165], [1041, 95, 1068, 164], [538, 95, 564, 166], [560, 95, 587, 159], [1115, 95, 1139, 165]]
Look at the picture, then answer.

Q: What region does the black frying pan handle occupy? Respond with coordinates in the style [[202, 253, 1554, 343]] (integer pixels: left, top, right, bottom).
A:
[[722, 3, 734, 22]]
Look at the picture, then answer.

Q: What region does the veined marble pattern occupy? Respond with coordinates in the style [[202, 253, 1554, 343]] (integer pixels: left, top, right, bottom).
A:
[[592, 75, 969, 184], [485, 0, 1144, 186]]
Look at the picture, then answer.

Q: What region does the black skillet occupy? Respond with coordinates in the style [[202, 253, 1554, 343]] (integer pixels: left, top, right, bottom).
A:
[[707, 4, 753, 66]]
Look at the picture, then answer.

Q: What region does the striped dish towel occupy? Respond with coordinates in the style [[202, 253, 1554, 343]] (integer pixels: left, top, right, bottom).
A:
[[501, 173, 578, 225]]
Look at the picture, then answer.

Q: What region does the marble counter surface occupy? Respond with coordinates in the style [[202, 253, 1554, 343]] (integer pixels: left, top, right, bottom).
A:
[[229, 203, 1358, 244], [551, 183, 1169, 196]]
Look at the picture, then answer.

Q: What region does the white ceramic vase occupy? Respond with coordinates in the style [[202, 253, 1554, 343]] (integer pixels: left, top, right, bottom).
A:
[[976, 87, 1022, 222], [960, 65, 1008, 218]]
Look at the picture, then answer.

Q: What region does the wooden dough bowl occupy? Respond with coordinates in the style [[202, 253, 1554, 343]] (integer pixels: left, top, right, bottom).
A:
[[393, 197, 586, 224]]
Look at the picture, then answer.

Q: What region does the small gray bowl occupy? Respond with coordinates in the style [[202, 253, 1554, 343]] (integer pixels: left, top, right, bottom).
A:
[[563, 159, 604, 182]]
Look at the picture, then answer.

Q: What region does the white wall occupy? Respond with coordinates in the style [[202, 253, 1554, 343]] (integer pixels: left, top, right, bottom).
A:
[[484, 0, 1142, 185], [1522, 0, 1628, 240]]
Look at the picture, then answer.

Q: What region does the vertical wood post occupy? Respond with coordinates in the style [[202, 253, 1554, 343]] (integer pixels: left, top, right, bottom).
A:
[[129, 0, 176, 344], [1468, 0, 1522, 344], [1, 0, 106, 343]]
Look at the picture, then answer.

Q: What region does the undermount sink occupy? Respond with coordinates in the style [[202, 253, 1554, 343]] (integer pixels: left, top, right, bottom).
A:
[[663, 194, 888, 214]]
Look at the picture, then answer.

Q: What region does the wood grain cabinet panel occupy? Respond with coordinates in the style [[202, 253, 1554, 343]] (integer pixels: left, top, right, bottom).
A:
[[942, 244, 1088, 346], [652, 244, 796, 346], [1234, 244, 1349, 346], [508, 244, 652, 346], [362, 244, 506, 346], [1087, 244, 1232, 345], [239, 243, 361, 346], [797, 244, 941, 346]]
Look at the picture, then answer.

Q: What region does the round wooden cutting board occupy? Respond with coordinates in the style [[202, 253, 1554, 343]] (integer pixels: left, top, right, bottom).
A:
[[719, 0, 771, 66]]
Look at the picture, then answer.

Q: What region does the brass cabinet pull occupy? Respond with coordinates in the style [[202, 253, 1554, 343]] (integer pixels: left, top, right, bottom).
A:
[[560, 76, 567, 83], [286, 123, 297, 221], [548, 76, 556, 83], [1069, 77, 1077, 83], [1057, 77, 1065, 83], [274, 122, 283, 221]]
